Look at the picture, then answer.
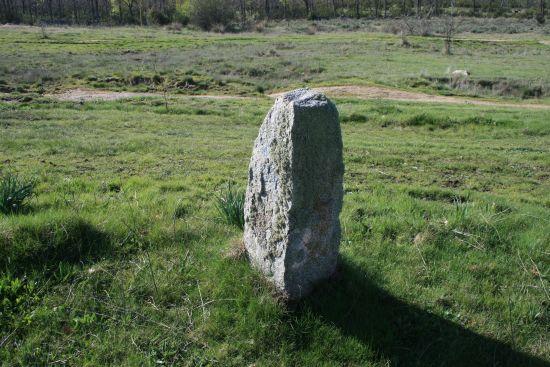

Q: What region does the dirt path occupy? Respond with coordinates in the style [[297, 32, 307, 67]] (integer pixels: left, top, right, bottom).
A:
[[272, 86, 550, 110], [47, 87, 550, 110], [49, 88, 250, 102]]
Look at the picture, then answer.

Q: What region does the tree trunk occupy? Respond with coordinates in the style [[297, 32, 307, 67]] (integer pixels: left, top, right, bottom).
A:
[[265, 0, 270, 19], [240, 0, 246, 24], [117, 0, 123, 23]]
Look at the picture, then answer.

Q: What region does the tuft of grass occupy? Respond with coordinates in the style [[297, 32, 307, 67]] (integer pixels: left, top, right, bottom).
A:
[[341, 113, 369, 123], [173, 201, 189, 219], [0, 173, 36, 215], [216, 183, 245, 230]]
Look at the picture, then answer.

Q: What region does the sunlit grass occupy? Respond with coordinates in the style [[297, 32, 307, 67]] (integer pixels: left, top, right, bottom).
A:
[[0, 94, 548, 365]]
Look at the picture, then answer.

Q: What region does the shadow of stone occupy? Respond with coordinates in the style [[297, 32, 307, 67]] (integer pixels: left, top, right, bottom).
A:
[[290, 259, 549, 367], [1, 217, 111, 275]]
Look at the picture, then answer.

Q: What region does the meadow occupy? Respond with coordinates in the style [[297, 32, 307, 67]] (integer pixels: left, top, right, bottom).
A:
[[1, 22, 549, 101], [0, 24, 549, 366]]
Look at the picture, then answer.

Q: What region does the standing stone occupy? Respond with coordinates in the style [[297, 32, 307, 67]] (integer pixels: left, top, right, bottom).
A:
[[244, 88, 344, 300]]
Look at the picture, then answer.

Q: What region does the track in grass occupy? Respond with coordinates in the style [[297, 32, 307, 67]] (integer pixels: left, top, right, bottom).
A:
[[47, 85, 550, 110]]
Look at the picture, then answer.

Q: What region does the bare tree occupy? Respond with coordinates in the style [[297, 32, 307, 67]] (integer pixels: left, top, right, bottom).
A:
[[443, 0, 455, 55], [1, 0, 547, 26]]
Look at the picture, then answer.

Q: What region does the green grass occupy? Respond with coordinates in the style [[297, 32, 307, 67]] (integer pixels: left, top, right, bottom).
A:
[[0, 25, 549, 102], [0, 93, 548, 365]]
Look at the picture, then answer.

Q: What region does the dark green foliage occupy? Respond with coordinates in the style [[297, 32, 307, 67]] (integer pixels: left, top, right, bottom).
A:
[[173, 202, 189, 219], [189, 0, 237, 31], [146, 9, 171, 25], [216, 183, 245, 230], [0, 275, 38, 330], [341, 113, 369, 123], [381, 113, 498, 129], [0, 173, 35, 215], [408, 187, 470, 204]]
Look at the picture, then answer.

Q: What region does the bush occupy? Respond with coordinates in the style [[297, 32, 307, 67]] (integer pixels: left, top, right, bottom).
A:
[[0, 173, 35, 215], [174, 12, 190, 26], [189, 0, 236, 31], [146, 9, 171, 25], [216, 183, 245, 230]]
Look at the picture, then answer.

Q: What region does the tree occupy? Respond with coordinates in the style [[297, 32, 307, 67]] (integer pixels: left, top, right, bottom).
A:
[[443, 0, 455, 55]]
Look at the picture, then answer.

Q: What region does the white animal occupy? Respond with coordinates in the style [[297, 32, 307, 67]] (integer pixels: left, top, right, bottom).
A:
[[451, 69, 470, 79], [450, 69, 471, 88]]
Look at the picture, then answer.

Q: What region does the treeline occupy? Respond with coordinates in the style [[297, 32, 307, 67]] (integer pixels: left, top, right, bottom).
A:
[[1, 0, 546, 27]]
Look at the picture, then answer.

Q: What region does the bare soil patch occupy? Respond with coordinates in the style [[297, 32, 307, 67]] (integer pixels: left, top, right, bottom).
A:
[[48, 89, 251, 102]]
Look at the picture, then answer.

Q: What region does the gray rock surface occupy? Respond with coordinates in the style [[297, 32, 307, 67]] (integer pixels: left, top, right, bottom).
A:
[[244, 88, 344, 299]]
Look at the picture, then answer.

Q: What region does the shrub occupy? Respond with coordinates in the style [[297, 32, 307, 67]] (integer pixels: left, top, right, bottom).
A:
[[0, 173, 36, 215], [174, 12, 190, 26], [146, 9, 171, 25], [216, 183, 245, 230], [189, 0, 236, 31], [256, 85, 266, 94]]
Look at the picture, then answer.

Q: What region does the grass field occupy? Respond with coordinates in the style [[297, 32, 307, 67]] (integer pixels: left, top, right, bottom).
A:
[[1, 25, 549, 366], [1, 25, 549, 102]]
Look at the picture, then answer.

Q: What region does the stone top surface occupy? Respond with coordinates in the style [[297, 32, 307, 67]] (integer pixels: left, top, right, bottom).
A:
[[280, 88, 328, 107]]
